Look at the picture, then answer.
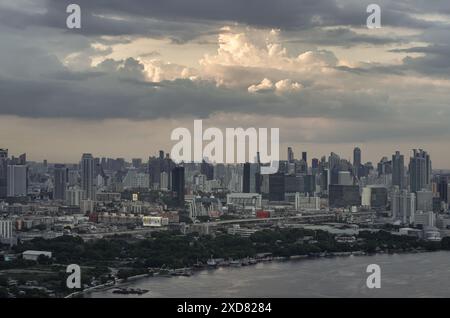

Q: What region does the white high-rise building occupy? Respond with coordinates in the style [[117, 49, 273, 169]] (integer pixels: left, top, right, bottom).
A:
[[81, 153, 95, 200], [65, 186, 83, 206], [0, 219, 13, 239], [122, 169, 150, 189], [391, 188, 416, 224], [361, 187, 371, 207]]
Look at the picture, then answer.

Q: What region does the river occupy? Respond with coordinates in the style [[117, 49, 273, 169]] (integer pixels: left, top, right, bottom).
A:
[[88, 251, 450, 298]]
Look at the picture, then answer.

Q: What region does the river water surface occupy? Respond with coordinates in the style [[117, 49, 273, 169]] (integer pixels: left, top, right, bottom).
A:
[[89, 251, 450, 298]]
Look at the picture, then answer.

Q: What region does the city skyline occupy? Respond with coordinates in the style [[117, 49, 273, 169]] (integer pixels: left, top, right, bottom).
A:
[[1, 146, 449, 171]]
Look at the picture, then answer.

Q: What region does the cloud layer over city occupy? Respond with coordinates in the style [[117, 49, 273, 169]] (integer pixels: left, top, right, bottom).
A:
[[0, 0, 449, 166]]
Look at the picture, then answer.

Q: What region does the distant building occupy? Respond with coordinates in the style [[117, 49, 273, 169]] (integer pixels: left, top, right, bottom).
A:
[[409, 149, 431, 193], [65, 186, 83, 206], [361, 186, 388, 209], [81, 153, 95, 200], [414, 211, 436, 228], [22, 250, 52, 261], [416, 190, 433, 212], [269, 173, 285, 201], [53, 164, 68, 200], [0, 219, 13, 239], [7, 165, 27, 197], [338, 171, 353, 185], [122, 169, 150, 189], [171, 166, 185, 206], [295, 193, 320, 211], [391, 188, 416, 224], [0, 149, 7, 198], [392, 151, 405, 189], [226, 193, 262, 209], [328, 184, 360, 208]]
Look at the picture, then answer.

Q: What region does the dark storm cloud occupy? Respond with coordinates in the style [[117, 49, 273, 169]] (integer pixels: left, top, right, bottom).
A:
[[285, 28, 406, 47], [387, 45, 450, 77], [0, 0, 449, 143], [0, 0, 438, 40]]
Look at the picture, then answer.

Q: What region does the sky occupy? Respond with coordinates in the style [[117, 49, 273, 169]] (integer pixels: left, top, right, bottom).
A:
[[0, 0, 449, 167]]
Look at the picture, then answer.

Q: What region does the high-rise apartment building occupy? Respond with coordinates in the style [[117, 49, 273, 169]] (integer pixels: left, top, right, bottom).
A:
[[81, 153, 95, 200]]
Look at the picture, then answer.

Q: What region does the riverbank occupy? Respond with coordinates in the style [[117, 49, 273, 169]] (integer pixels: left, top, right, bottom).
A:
[[88, 251, 450, 298], [80, 248, 436, 298]]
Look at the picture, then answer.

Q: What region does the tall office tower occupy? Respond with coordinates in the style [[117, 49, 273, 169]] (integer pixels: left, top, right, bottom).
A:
[[7, 165, 27, 197], [53, 164, 68, 200], [438, 176, 449, 203], [242, 162, 260, 193], [243, 163, 250, 193], [269, 173, 285, 201], [391, 188, 416, 224], [0, 149, 7, 198], [353, 147, 361, 178], [392, 151, 405, 189], [409, 149, 432, 193], [353, 147, 361, 167], [200, 160, 214, 180], [302, 152, 307, 163], [81, 153, 95, 200], [171, 166, 185, 206], [287, 147, 294, 163], [149, 152, 163, 187]]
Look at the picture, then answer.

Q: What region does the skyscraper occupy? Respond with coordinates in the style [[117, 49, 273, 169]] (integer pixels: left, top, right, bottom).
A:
[[53, 164, 68, 201], [353, 147, 361, 178], [243, 163, 250, 193], [302, 151, 307, 163], [392, 151, 405, 189], [287, 147, 294, 163], [0, 149, 7, 198], [7, 165, 27, 197], [438, 176, 449, 203], [171, 166, 185, 206], [409, 149, 432, 193], [353, 147, 361, 168], [81, 153, 95, 200], [391, 188, 416, 224]]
